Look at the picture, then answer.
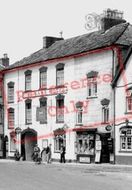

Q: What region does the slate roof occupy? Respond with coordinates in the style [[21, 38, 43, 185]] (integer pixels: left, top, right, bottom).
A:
[[5, 22, 132, 70]]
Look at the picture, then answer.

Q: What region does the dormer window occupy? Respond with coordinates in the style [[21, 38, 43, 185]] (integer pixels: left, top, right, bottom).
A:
[[87, 71, 98, 97]]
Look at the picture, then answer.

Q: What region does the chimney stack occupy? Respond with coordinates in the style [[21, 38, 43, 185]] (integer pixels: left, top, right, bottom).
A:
[[0, 54, 9, 67], [101, 9, 126, 31], [43, 36, 63, 49]]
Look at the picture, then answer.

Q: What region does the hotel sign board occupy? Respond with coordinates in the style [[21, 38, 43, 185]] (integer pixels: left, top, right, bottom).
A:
[[17, 86, 68, 101]]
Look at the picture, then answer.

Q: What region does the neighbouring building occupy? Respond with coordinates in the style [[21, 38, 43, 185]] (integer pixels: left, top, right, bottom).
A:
[[2, 9, 132, 164], [0, 54, 9, 158], [112, 45, 132, 165]]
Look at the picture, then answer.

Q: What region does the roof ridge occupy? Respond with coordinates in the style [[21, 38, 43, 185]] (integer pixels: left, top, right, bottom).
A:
[[113, 22, 129, 44]]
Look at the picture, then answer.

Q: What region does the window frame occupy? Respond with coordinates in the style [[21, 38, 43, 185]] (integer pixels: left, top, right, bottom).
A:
[[39, 97, 47, 124], [25, 99, 32, 125], [120, 128, 132, 152], [126, 95, 132, 113], [56, 94, 64, 123], [8, 108, 15, 129], [54, 134, 66, 153], [39, 67, 47, 89], [87, 71, 98, 98], [7, 82, 14, 103], [56, 63, 65, 87], [25, 70, 32, 91], [102, 105, 109, 124]]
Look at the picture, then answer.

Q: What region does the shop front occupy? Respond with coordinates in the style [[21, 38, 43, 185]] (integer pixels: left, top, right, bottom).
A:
[[74, 126, 113, 164]]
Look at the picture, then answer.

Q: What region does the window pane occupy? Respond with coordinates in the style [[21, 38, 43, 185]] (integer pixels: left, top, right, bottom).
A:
[[8, 109, 14, 128], [56, 99, 64, 122], [87, 78, 97, 97], [25, 75, 31, 91], [40, 71, 47, 89], [8, 87, 14, 102], [56, 69, 64, 86], [40, 100, 47, 123], [127, 96, 132, 112], [54, 135, 66, 152], [26, 102, 32, 124]]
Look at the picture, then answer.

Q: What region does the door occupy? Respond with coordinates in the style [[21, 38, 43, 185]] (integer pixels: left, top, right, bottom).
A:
[[21, 130, 37, 161]]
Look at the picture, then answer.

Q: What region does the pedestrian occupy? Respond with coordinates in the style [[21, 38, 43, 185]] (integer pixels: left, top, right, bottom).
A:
[[60, 145, 66, 163], [32, 144, 40, 162], [14, 150, 21, 161], [46, 144, 52, 164]]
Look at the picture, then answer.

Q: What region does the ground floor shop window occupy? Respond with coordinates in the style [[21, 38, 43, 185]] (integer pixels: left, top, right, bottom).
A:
[[75, 132, 95, 155], [54, 134, 66, 152], [120, 128, 132, 151]]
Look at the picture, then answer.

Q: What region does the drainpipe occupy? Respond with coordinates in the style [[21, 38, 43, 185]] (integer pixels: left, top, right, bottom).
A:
[[112, 48, 116, 165]]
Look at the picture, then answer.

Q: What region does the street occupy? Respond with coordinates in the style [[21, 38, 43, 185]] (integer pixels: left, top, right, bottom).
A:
[[0, 161, 132, 190]]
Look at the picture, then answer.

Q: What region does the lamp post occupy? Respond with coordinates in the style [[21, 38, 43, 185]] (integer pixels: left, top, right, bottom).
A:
[[15, 127, 21, 153]]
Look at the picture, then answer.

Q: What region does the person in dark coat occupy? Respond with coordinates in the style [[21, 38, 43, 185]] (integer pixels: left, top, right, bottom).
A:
[[60, 145, 66, 163]]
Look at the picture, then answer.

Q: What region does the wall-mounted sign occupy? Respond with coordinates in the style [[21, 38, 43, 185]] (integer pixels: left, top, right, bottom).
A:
[[105, 125, 112, 132], [79, 156, 90, 163], [95, 140, 102, 151]]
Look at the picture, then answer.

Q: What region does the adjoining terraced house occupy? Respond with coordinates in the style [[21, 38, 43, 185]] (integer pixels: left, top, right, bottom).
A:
[[2, 9, 132, 164]]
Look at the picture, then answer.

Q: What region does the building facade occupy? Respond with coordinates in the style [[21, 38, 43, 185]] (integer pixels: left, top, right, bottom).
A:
[[0, 54, 9, 158], [2, 9, 132, 164]]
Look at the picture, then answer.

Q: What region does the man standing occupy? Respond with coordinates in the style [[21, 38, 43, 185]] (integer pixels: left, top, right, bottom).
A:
[[60, 145, 66, 163], [46, 144, 52, 163]]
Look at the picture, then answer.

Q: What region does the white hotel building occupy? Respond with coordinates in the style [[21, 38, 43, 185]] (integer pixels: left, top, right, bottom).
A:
[[2, 9, 132, 164]]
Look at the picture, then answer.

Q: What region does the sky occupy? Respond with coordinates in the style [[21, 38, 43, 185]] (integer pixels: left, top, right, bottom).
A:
[[0, 0, 131, 64]]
